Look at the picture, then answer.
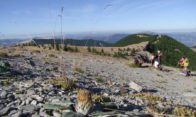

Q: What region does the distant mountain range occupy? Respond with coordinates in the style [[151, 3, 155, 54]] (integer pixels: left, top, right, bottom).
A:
[[0, 32, 195, 47], [166, 32, 196, 47], [0, 39, 26, 46], [63, 33, 128, 43]]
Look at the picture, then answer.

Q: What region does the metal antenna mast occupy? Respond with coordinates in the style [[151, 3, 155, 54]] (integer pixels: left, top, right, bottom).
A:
[[58, 5, 65, 77], [58, 6, 64, 46]]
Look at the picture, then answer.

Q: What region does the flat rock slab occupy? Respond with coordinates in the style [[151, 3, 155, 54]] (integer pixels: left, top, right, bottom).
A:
[[129, 81, 143, 92]]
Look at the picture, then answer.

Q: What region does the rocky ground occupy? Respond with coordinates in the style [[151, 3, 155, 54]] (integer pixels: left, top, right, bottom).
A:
[[0, 46, 196, 117]]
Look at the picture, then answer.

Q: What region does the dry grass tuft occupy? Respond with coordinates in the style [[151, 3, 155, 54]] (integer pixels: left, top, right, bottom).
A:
[[0, 52, 9, 57], [92, 94, 103, 103], [173, 106, 196, 117], [46, 77, 75, 90], [95, 75, 105, 83], [74, 67, 84, 74], [130, 93, 164, 103]]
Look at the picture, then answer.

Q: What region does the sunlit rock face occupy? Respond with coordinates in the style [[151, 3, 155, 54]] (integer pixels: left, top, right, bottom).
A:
[[75, 89, 93, 115]]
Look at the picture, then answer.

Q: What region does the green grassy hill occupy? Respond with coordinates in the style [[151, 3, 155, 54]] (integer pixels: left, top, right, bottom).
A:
[[115, 33, 196, 70], [114, 33, 157, 46]]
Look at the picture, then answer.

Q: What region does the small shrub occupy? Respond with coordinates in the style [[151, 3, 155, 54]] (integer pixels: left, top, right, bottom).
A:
[[74, 46, 79, 52], [113, 51, 126, 58], [87, 46, 91, 52], [92, 94, 103, 103], [46, 77, 75, 90], [92, 48, 98, 53], [95, 75, 104, 83], [131, 48, 137, 55], [32, 50, 41, 53], [64, 45, 68, 51], [74, 67, 84, 74], [0, 61, 10, 72], [48, 54, 57, 58], [56, 43, 60, 51], [67, 47, 74, 52], [0, 80, 10, 86], [126, 48, 131, 51], [51, 43, 55, 49], [0, 52, 8, 57], [101, 49, 104, 54], [128, 62, 140, 68]]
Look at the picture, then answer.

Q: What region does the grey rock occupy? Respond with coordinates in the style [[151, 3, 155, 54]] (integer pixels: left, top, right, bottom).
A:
[[183, 92, 196, 97], [0, 107, 17, 116], [22, 104, 39, 114], [25, 98, 32, 105], [31, 100, 37, 105], [32, 95, 43, 102], [8, 110, 18, 116], [53, 111, 61, 117], [7, 101, 16, 107], [20, 101, 25, 106], [62, 110, 84, 117], [7, 93, 15, 101], [0, 90, 8, 99], [0, 104, 4, 110], [10, 110, 22, 117]]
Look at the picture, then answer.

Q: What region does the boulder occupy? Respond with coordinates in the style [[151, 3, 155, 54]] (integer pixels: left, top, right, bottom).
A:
[[32, 95, 43, 102]]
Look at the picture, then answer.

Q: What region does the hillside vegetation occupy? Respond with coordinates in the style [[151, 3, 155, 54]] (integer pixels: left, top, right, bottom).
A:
[[115, 34, 196, 70], [32, 38, 111, 47]]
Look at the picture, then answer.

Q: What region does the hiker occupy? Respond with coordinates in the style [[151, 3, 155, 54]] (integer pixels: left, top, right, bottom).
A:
[[153, 50, 162, 69], [178, 56, 190, 76]]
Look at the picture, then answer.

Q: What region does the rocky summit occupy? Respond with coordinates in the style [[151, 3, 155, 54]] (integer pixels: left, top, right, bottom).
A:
[[0, 45, 196, 117]]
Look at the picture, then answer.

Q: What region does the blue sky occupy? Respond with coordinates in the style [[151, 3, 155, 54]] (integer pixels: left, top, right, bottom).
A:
[[0, 0, 196, 38]]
